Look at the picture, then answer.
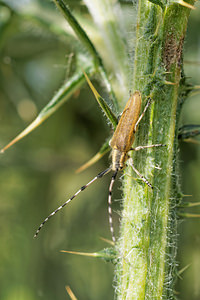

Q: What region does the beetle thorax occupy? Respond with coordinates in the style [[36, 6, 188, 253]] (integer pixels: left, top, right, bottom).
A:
[[111, 148, 128, 171]]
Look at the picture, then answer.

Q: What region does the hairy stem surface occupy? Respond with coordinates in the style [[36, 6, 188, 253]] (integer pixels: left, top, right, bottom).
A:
[[115, 1, 194, 299]]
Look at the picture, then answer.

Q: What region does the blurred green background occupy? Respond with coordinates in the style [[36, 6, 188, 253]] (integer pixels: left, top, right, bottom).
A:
[[0, 0, 199, 299]]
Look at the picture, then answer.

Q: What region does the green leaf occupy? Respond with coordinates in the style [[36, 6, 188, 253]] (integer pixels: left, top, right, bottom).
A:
[[83, 71, 118, 128], [1, 66, 95, 153], [61, 247, 118, 264]]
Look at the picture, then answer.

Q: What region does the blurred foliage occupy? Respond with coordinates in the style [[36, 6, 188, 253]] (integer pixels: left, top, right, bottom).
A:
[[0, 0, 200, 299], [177, 3, 200, 299]]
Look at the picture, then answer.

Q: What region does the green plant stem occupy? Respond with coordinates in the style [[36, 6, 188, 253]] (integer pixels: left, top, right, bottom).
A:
[[115, 1, 194, 299]]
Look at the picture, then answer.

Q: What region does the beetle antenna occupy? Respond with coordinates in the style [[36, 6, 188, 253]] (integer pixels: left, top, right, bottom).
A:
[[34, 167, 111, 238], [108, 170, 118, 243]]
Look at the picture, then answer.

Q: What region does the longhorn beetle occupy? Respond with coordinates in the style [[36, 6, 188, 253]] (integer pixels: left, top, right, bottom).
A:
[[34, 91, 164, 242]]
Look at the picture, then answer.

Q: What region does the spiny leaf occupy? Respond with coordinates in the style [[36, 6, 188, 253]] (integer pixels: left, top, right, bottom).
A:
[[53, 0, 118, 110], [181, 138, 200, 145], [164, 81, 177, 86], [178, 264, 191, 279], [175, 0, 196, 9], [65, 286, 78, 300], [178, 212, 200, 218], [53, 0, 102, 68], [1, 67, 94, 153], [182, 194, 192, 198], [99, 237, 115, 246], [61, 247, 117, 263], [179, 201, 200, 208], [83, 71, 118, 128]]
